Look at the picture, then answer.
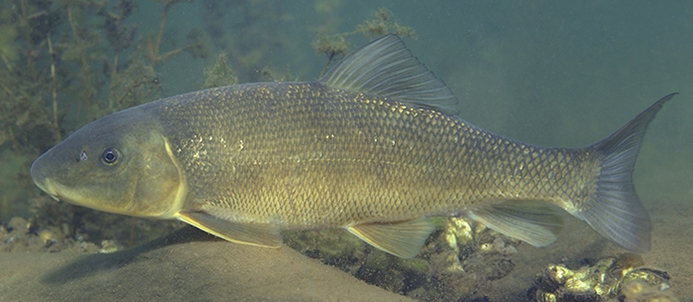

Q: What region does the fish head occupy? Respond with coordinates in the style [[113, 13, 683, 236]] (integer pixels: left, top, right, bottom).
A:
[[30, 107, 186, 219]]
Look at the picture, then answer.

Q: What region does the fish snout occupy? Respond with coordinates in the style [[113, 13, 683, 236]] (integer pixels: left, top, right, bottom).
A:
[[30, 154, 61, 201]]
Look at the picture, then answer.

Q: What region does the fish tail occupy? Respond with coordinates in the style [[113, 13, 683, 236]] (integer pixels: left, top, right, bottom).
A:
[[573, 93, 677, 253]]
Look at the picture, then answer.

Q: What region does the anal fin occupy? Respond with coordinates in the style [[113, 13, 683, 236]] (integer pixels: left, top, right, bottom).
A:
[[466, 200, 565, 247], [347, 218, 435, 258], [178, 211, 282, 248]]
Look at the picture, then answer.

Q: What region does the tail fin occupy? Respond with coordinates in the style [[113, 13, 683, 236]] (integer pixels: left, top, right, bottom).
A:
[[574, 93, 677, 253]]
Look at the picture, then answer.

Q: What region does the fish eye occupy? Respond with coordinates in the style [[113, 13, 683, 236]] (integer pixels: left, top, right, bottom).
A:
[[101, 148, 120, 166]]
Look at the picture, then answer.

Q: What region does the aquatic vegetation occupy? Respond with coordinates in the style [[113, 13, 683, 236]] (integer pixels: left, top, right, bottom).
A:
[[201, 53, 238, 89], [312, 7, 416, 76], [355, 7, 417, 40], [0, 0, 207, 236], [108, 60, 161, 111]]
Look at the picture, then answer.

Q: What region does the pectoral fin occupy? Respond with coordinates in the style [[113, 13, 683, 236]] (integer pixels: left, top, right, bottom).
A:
[[347, 218, 435, 258], [465, 200, 565, 247], [178, 211, 282, 248]]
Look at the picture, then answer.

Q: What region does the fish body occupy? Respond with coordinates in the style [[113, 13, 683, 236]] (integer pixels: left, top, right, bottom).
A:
[[31, 35, 675, 258]]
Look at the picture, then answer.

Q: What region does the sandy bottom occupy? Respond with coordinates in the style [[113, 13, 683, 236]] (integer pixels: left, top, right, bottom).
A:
[[0, 200, 688, 301], [0, 228, 413, 302], [640, 201, 693, 299]]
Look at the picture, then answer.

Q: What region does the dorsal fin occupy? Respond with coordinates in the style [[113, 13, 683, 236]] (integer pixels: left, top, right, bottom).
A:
[[319, 34, 459, 115]]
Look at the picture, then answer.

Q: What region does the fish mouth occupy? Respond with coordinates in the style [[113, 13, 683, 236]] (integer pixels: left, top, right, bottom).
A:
[[30, 156, 62, 201], [35, 178, 61, 202]]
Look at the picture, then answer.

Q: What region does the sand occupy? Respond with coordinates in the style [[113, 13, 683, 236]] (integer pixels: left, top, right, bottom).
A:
[[0, 227, 414, 302]]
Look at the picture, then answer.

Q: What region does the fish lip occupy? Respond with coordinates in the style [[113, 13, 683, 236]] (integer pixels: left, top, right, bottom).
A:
[[39, 179, 61, 202]]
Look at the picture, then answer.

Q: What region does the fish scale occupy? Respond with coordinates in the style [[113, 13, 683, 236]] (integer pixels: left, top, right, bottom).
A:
[[153, 81, 593, 228], [31, 35, 675, 258]]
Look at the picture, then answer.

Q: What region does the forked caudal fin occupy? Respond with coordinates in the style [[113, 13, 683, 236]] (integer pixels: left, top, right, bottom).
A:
[[574, 93, 678, 253]]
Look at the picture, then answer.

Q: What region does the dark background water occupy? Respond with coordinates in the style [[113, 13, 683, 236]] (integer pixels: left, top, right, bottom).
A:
[[1, 0, 691, 255]]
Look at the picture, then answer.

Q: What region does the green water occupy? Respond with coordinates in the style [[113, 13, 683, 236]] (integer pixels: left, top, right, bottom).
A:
[[0, 0, 690, 300]]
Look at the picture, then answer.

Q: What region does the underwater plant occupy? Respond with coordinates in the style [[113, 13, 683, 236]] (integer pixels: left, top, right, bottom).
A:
[[312, 7, 416, 76], [0, 0, 271, 238]]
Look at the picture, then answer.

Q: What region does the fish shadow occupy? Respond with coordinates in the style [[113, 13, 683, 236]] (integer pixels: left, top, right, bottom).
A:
[[42, 226, 216, 284]]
